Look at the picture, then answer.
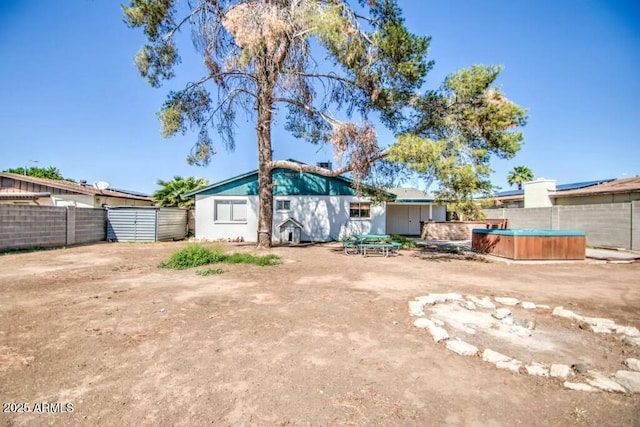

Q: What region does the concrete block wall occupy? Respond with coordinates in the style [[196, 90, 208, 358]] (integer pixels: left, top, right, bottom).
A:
[[0, 205, 106, 251], [557, 203, 631, 249], [0, 205, 67, 250], [484, 202, 638, 250], [484, 207, 552, 229], [75, 208, 107, 244]]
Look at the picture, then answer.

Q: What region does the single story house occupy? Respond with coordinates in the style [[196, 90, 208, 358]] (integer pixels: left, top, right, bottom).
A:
[[187, 164, 445, 243], [491, 177, 640, 208], [0, 173, 153, 207]]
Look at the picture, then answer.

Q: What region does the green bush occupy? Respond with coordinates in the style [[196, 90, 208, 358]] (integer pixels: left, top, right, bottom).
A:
[[223, 252, 282, 266], [251, 254, 281, 266], [196, 268, 225, 276], [390, 235, 417, 248], [160, 245, 281, 269], [159, 245, 225, 269]]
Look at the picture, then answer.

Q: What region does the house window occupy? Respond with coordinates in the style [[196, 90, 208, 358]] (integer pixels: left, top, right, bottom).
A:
[[349, 202, 371, 219], [215, 200, 247, 222], [276, 200, 290, 211]]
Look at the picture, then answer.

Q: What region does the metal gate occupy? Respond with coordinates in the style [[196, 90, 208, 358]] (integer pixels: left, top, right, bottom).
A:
[[107, 208, 157, 242], [107, 207, 187, 242]]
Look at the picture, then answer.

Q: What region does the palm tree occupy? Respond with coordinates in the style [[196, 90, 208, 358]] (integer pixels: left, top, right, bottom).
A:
[[153, 176, 210, 208], [507, 166, 534, 190]]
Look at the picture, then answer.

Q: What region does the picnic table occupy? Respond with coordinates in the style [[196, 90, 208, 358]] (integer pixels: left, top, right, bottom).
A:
[[343, 234, 402, 257]]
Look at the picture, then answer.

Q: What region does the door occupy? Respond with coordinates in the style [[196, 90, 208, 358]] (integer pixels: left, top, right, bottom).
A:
[[408, 205, 421, 235], [386, 205, 408, 235]]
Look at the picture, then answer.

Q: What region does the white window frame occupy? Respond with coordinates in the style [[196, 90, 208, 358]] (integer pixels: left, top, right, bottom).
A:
[[275, 199, 291, 211], [349, 202, 371, 219], [214, 199, 248, 223]]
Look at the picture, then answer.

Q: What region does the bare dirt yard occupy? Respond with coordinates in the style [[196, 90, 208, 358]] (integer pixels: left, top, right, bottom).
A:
[[1, 241, 639, 426]]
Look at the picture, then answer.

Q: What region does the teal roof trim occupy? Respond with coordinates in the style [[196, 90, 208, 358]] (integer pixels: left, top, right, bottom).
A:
[[393, 198, 435, 203], [186, 161, 397, 198], [272, 169, 357, 196], [184, 170, 258, 197]]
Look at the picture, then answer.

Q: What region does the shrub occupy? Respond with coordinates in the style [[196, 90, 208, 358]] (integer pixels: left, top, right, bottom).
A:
[[160, 245, 281, 269], [223, 252, 282, 266], [159, 245, 225, 269], [196, 268, 225, 276], [390, 235, 417, 248]]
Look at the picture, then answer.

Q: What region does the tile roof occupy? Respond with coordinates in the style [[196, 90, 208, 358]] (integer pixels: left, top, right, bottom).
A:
[[0, 187, 47, 194], [555, 179, 615, 191], [549, 176, 640, 197], [494, 179, 615, 198], [0, 173, 152, 201], [492, 177, 639, 201], [495, 189, 523, 197]]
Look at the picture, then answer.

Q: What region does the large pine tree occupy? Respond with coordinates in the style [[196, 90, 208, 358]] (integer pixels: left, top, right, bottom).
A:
[[124, 0, 430, 247], [125, 0, 527, 245]]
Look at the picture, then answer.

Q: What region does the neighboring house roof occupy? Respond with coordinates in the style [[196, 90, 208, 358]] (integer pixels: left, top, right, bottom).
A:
[[549, 176, 640, 198], [186, 161, 395, 199], [387, 187, 434, 202], [494, 178, 615, 198], [0, 189, 51, 199], [109, 188, 151, 198], [0, 172, 152, 202]]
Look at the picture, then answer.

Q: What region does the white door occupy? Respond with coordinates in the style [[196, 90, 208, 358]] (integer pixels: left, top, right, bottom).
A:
[[386, 205, 408, 235], [408, 205, 421, 235]]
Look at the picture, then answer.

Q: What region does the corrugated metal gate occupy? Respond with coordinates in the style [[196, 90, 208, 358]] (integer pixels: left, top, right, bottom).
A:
[[157, 208, 188, 241], [107, 207, 187, 242]]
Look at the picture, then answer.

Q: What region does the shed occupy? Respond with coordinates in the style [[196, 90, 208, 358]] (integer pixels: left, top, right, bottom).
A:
[[107, 206, 188, 242], [278, 217, 304, 245]]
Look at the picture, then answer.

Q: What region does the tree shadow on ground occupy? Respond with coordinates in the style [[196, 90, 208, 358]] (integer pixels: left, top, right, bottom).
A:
[[412, 245, 490, 263]]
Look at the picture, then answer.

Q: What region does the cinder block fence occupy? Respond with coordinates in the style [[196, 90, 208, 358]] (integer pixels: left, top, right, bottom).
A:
[[483, 201, 639, 250], [0, 205, 106, 251]]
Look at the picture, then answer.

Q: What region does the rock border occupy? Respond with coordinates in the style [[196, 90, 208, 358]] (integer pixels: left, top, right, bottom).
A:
[[409, 293, 640, 394]]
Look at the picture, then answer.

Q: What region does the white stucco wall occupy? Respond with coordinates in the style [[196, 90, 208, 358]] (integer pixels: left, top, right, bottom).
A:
[[273, 196, 385, 242], [101, 196, 153, 207], [51, 194, 95, 208], [524, 179, 556, 208], [195, 195, 259, 242], [195, 194, 386, 242]]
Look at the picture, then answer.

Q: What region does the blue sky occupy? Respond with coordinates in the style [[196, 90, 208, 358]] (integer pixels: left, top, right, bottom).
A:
[[1, 1, 638, 195]]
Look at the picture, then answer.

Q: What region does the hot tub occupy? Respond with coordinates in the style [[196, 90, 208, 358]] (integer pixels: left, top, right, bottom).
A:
[[471, 229, 586, 260]]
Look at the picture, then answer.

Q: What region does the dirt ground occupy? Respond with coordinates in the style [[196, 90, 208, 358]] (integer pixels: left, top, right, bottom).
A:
[[1, 241, 639, 426]]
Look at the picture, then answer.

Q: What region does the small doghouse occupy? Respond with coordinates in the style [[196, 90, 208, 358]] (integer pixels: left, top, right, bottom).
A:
[[278, 217, 304, 245]]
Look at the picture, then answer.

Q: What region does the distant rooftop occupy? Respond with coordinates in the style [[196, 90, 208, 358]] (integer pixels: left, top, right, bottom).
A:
[[109, 188, 150, 198], [0, 172, 152, 201], [550, 176, 640, 198], [494, 178, 615, 198]]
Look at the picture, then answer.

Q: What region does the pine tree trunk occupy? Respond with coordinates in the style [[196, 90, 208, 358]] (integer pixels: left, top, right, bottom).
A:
[[256, 88, 274, 249]]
